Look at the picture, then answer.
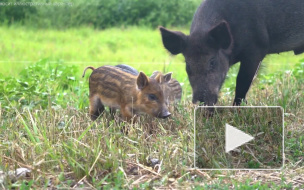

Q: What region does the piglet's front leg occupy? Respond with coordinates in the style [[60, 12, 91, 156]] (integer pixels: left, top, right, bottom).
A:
[[120, 105, 136, 122], [119, 105, 138, 134]]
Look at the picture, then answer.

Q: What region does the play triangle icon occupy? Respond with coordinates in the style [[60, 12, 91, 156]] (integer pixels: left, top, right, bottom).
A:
[[225, 123, 254, 153]]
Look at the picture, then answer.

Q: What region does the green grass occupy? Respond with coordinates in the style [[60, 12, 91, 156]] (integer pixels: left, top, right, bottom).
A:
[[0, 60, 303, 189], [0, 26, 304, 189], [0, 26, 185, 74], [1, 25, 304, 75]]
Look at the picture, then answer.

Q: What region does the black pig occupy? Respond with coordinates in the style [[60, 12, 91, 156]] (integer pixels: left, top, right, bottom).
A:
[[160, 0, 304, 105]]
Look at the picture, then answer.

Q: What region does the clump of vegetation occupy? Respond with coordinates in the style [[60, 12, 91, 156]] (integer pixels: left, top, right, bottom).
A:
[[0, 0, 201, 29], [0, 59, 87, 111]]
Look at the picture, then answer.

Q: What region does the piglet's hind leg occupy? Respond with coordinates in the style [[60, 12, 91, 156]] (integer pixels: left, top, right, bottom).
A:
[[89, 95, 105, 121]]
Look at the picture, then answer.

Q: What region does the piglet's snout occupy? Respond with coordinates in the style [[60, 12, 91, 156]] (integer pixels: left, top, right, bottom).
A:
[[158, 109, 171, 119]]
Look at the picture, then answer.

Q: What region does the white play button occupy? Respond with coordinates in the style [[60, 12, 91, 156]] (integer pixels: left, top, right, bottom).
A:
[[195, 107, 283, 169], [225, 123, 254, 153]]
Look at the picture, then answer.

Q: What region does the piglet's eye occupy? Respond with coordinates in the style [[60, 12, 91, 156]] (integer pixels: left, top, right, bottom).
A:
[[148, 94, 158, 101]]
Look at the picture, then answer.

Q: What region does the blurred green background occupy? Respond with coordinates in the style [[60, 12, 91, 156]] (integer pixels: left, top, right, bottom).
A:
[[0, 0, 203, 76], [0, 0, 200, 29]]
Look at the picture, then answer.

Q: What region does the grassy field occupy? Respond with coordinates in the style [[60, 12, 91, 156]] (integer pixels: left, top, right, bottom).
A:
[[1, 26, 304, 75], [0, 26, 185, 74], [0, 26, 304, 189]]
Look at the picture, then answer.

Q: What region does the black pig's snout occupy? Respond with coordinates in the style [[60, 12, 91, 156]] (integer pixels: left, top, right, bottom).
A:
[[192, 92, 218, 106]]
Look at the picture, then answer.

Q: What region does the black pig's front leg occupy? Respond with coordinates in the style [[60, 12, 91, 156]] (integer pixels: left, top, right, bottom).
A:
[[234, 54, 265, 106]]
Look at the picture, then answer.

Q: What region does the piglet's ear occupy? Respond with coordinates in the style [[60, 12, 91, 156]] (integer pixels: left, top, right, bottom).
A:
[[208, 21, 233, 52], [154, 72, 172, 84], [154, 73, 163, 84], [163, 72, 172, 83], [137, 72, 149, 90], [150, 71, 160, 79], [159, 26, 187, 55]]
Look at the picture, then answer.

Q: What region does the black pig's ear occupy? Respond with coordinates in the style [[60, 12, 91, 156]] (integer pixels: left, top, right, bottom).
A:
[[159, 26, 187, 55], [208, 21, 233, 52], [137, 72, 149, 90]]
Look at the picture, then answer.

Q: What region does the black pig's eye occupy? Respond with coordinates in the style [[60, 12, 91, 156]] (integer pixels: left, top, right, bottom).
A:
[[148, 94, 158, 101], [209, 58, 216, 70]]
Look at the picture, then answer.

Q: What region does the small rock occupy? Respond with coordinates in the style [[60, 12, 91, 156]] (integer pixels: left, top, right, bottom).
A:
[[0, 170, 5, 184], [57, 121, 65, 129], [149, 158, 160, 168], [168, 178, 175, 183], [8, 168, 31, 182]]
